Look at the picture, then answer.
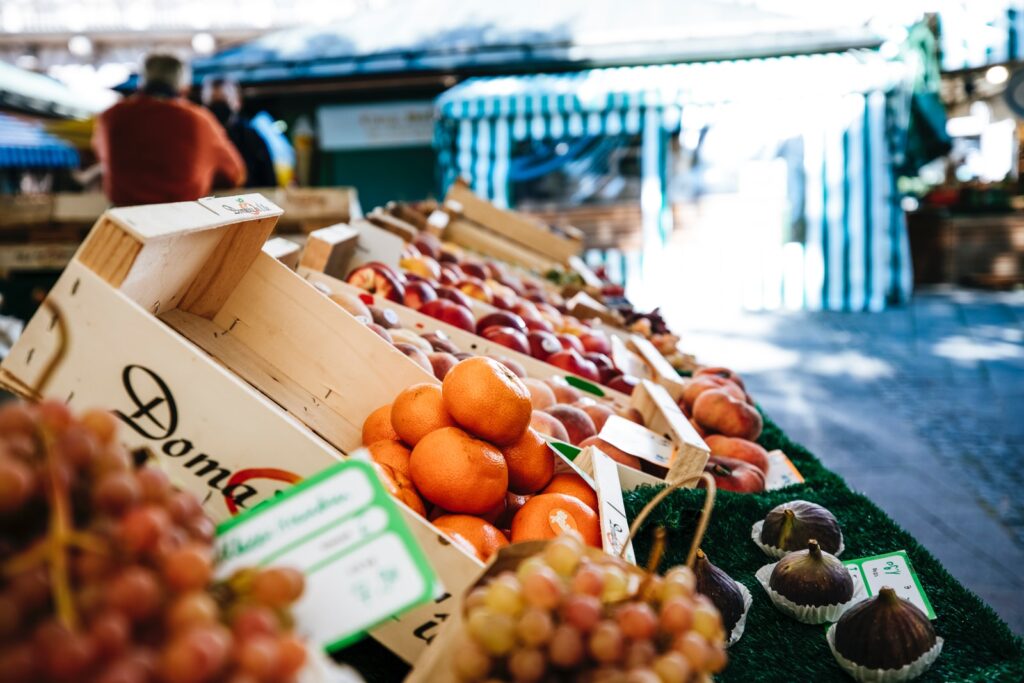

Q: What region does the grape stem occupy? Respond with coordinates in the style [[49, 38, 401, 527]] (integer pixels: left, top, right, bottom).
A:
[[619, 472, 717, 571], [41, 426, 78, 630]]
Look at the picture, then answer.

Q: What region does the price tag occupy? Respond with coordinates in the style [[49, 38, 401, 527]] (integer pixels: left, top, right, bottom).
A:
[[215, 460, 438, 651], [764, 450, 805, 491], [843, 550, 936, 619], [589, 448, 636, 564], [599, 415, 674, 472]]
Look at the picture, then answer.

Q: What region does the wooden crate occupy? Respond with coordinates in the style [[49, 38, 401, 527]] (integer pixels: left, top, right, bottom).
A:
[[0, 194, 481, 664]]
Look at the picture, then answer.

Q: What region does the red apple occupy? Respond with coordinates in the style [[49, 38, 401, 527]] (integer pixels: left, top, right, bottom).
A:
[[346, 263, 405, 302], [511, 300, 542, 322], [607, 374, 639, 395], [702, 455, 765, 494], [584, 353, 616, 381], [556, 334, 585, 353], [436, 286, 474, 309], [413, 233, 442, 259], [527, 331, 562, 361], [481, 326, 531, 355], [403, 281, 437, 310], [439, 264, 464, 286], [548, 349, 601, 383], [418, 299, 475, 333], [422, 331, 460, 354], [476, 311, 528, 336], [460, 260, 489, 280], [579, 330, 611, 355], [490, 291, 516, 310], [524, 317, 554, 333]]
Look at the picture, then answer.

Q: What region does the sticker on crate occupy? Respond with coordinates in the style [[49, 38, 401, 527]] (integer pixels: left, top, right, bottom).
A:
[[215, 460, 438, 651], [843, 550, 936, 619]]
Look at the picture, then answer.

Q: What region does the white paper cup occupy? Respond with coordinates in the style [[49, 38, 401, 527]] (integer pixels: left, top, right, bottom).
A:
[[827, 623, 943, 681], [751, 519, 845, 559], [727, 580, 754, 647], [755, 562, 864, 624]]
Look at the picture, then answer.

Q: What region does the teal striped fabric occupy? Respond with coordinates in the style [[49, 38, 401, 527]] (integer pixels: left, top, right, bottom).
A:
[[434, 53, 913, 311]]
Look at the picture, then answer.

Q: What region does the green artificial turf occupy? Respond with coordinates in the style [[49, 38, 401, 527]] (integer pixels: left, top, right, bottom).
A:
[[619, 414, 1024, 682], [335, 414, 1024, 682]]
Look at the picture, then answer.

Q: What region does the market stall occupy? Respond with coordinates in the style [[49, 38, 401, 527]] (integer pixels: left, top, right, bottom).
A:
[[0, 189, 1021, 683], [434, 51, 917, 312]]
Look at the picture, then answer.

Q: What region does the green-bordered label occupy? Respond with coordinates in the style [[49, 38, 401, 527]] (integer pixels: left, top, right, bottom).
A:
[[565, 375, 605, 397], [843, 550, 936, 619], [214, 460, 438, 651]]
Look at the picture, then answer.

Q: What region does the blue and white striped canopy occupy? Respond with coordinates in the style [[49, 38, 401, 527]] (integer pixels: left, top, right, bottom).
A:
[[435, 52, 915, 312], [0, 113, 79, 169]]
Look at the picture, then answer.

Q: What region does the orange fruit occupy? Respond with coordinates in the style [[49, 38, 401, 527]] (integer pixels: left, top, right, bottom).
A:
[[390, 383, 455, 446], [510, 493, 601, 547], [542, 472, 598, 511], [362, 404, 399, 445], [501, 428, 554, 494], [441, 357, 532, 445], [433, 515, 509, 562], [409, 426, 508, 514], [372, 462, 426, 517], [367, 440, 412, 478]]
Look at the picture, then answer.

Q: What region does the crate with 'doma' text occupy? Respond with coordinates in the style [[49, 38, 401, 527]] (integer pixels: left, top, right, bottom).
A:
[[0, 193, 483, 664]]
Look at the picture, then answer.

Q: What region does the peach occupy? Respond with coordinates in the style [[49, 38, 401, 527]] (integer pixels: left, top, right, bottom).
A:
[[393, 343, 432, 374], [400, 254, 442, 280], [694, 366, 746, 390], [543, 377, 582, 404], [621, 408, 644, 426], [487, 354, 527, 379], [530, 410, 570, 442], [680, 375, 746, 412], [544, 404, 597, 446], [523, 378, 556, 410], [456, 277, 493, 303], [693, 389, 763, 441], [428, 352, 459, 381], [328, 291, 371, 320], [704, 434, 769, 474], [576, 401, 614, 433], [578, 435, 643, 470]]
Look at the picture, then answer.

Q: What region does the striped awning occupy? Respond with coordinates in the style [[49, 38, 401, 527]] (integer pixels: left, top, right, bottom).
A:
[[436, 51, 905, 129], [0, 113, 80, 169], [940, 1, 1024, 71]]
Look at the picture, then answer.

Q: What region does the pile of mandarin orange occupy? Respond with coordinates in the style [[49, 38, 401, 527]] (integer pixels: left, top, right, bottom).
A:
[[362, 357, 602, 562]]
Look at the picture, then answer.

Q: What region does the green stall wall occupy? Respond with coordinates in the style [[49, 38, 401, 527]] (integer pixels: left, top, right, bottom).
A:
[[317, 146, 436, 211]]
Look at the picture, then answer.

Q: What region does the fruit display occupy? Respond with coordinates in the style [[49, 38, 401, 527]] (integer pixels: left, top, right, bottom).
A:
[[829, 587, 943, 680], [345, 257, 642, 395], [361, 356, 604, 561], [0, 400, 308, 683], [445, 534, 729, 682], [757, 539, 858, 624]]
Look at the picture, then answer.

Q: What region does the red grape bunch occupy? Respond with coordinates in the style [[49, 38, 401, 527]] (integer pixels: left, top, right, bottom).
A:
[[452, 532, 728, 682], [0, 400, 308, 683]]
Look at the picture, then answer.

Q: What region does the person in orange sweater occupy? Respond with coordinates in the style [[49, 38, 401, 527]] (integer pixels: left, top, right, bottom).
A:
[[93, 53, 245, 206]]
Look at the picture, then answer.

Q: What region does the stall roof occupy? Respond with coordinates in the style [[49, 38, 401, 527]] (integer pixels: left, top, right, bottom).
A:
[[193, 0, 883, 85], [0, 61, 108, 119], [436, 50, 907, 119], [0, 112, 79, 168]]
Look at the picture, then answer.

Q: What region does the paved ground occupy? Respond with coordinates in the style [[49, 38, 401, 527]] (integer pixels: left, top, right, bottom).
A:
[[669, 287, 1024, 635]]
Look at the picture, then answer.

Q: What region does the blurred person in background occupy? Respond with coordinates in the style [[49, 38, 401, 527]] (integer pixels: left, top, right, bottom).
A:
[[203, 77, 277, 188], [92, 53, 245, 205]]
